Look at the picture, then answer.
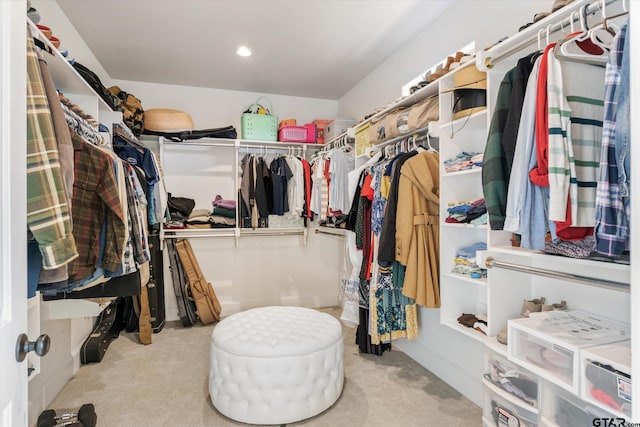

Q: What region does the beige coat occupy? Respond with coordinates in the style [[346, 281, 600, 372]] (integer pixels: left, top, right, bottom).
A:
[[395, 151, 440, 308]]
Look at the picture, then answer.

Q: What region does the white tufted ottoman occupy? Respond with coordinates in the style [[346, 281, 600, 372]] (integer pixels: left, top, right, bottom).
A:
[[209, 306, 344, 425]]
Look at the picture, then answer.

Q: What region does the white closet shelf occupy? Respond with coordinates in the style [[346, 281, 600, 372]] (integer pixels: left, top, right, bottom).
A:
[[442, 168, 482, 177], [439, 109, 487, 130], [443, 272, 487, 286], [441, 223, 488, 229], [442, 320, 487, 342], [353, 81, 439, 133], [485, 246, 631, 290], [40, 297, 115, 321], [28, 19, 112, 112], [323, 77, 439, 148], [484, 336, 508, 357]]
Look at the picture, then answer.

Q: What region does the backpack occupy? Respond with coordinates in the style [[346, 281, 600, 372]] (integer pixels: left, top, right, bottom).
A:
[[108, 86, 145, 137], [175, 239, 222, 324]]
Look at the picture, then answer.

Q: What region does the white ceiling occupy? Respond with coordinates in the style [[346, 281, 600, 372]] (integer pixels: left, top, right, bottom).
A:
[[56, 0, 455, 100]]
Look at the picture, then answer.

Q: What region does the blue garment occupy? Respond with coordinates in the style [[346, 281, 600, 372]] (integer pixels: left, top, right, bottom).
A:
[[447, 204, 473, 214], [615, 22, 630, 198], [113, 135, 159, 185], [27, 240, 42, 298], [595, 23, 629, 257], [520, 143, 557, 250], [504, 57, 540, 234], [456, 242, 487, 259], [371, 163, 388, 236]]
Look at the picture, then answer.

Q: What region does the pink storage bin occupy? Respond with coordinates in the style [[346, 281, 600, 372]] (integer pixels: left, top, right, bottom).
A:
[[278, 123, 317, 143]]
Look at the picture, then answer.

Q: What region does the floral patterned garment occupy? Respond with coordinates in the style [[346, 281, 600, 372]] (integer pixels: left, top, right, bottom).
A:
[[371, 161, 390, 236], [370, 249, 418, 344]]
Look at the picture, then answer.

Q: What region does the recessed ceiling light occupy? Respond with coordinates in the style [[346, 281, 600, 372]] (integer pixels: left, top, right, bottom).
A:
[[236, 46, 252, 57]]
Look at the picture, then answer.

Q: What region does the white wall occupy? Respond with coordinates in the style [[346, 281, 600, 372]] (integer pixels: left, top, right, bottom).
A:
[[339, 1, 542, 122], [336, 0, 543, 406]]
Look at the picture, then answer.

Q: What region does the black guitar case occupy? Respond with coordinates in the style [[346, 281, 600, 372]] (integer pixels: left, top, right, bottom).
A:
[[166, 239, 197, 327], [81, 299, 122, 364], [147, 234, 166, 333]]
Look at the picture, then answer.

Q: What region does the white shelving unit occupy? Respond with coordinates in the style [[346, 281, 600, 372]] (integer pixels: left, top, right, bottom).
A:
[[437, 60, 511, 337], [158, 137, 322, 246], [469, 0, 636, 423]]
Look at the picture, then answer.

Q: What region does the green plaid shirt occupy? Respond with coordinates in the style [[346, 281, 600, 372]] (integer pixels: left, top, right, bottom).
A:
[[26, 31, 78, 269]]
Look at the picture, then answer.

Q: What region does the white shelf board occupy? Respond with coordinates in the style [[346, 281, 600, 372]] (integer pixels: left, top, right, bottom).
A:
[[484, 336, 508, 357], [40, 297, 113, 321], [442, 167, 482, 177], [442, 320, 487, 342], [441, 222, 488, 229], [439, 109, 487, 129], [443, 271, 487, 286]]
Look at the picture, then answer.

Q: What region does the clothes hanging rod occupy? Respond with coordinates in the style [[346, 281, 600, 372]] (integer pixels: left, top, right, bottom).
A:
[[368, 125, 433, 153], [163, 232, 236, 239], [161, 138, 321, 149], [484, 256, 629, 291], [477, 0, 620, 71], [239, 229, 305, 236], [314, 228, 347, 237]]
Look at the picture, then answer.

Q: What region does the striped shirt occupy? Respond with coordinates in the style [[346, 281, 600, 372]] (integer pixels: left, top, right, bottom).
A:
[[547, 50, 604, 227]]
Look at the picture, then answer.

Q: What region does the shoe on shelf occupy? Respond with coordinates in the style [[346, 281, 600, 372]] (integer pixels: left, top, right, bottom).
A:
[[520, 297, 545, 318], [497, 328, 508, 345], [552, 0, 568, 12], [541, 300, 568, 312]]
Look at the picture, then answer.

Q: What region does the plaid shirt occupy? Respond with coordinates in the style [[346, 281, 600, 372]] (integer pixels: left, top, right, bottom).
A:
[[595, 24, 628, 257], [26, 32, 78, 269], [68, 132, 126, 282]]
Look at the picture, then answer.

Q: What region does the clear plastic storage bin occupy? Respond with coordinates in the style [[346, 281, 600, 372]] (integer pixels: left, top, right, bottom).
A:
[[541, 380, 618, 427], [485, 347, 540, 409], [580, 341, 631, 420], [484, 384, 538, 427], [508, 311, 630, 393]]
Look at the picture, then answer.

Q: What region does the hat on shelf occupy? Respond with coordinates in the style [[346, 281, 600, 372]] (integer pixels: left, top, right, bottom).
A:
[[143, 108, 194, 132], [442, 64, 487, 120]]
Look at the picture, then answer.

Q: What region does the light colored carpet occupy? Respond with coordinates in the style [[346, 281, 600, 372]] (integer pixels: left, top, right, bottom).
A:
[[48, 307, 482, 426]]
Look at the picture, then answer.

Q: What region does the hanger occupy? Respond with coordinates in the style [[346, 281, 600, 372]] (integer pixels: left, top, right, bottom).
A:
[[553, 5, 609, 66]]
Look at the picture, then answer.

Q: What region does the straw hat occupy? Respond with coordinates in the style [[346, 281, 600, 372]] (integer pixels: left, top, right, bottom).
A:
[[441, 64, 487, 92], [144, 108, 194, 132], [442, 64, 487, 120]]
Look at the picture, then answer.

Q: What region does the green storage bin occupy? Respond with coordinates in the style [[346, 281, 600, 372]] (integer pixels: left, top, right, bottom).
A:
[[241, 97, 278, 141]]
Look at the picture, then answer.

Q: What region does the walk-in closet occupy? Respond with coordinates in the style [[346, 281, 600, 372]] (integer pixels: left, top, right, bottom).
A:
[[1, 1, 637, 426]]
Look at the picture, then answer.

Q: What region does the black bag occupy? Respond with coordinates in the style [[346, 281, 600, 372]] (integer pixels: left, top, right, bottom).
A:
[[166, 239, 198, 327], [71, 62, 121, 111], [147, 234, 166, 333], [167, 193, 196, 219], [80, 299, 122, 364], [142, 126, 237, 141]]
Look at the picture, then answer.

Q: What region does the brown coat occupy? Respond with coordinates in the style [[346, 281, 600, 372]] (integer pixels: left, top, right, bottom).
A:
[[395, 151, 440, 308]]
